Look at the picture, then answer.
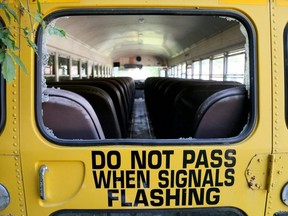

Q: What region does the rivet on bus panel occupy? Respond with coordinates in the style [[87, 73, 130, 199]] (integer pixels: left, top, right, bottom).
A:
[[275, 112, 279, 117]]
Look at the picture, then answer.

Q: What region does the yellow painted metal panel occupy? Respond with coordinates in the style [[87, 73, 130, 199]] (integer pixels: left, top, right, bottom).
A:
[[276, 0, 288, 6], [0, 156, 26, 215], [0, 7, 22, 216], [19, 144, 270, 215], [264, 154, 288, 215], [19, 3, 272, 215], [37, 161, 85, 205], [245, 154, 270, 190], [219, 0, 267, 4], [270, 0, 288, 154], [0, 0, 271, 215], [32, 0, 80, 3], [0, 3, 20, 155], [265, 0, 288, 214]]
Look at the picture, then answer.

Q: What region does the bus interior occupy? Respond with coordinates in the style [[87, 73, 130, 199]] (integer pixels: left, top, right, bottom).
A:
[[38, 9, 255, 143]]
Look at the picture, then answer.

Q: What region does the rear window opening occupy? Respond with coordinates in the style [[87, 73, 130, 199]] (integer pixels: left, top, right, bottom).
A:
[[36, 9, 256, 144]]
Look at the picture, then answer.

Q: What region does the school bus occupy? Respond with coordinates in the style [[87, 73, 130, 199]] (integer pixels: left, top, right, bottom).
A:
[[1, 0, 288, 215]]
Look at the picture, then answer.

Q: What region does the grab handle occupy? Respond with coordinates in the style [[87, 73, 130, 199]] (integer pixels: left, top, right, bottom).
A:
[[39, 165, 48, 200]]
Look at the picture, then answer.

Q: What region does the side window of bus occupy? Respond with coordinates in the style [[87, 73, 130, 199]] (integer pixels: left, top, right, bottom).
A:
[[285, 24, 288, 127], [0, 71, 4, 134], [0, 18, 6, 133], [37, 10, 255, 144]]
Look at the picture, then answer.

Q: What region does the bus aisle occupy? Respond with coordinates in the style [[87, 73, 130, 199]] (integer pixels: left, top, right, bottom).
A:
[[129, 97, 154, 139]]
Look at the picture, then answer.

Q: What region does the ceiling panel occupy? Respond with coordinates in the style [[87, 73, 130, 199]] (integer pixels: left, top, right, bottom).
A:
[[51, 14, 238, 61]]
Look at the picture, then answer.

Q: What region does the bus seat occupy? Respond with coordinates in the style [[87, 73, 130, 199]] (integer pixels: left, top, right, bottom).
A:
[[88, 81, 129, 137], [88, 78, 130, 120], [192, 86, 249, 138], [47, 80, 129, 138], [170, 86, 248, 138], [54, 85, 122, 139], [42, 88, 105, 139], [117, 77, 136, 107]]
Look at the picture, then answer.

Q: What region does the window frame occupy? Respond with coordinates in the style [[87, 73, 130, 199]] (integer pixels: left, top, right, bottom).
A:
[[51, 207, 247, 216], [0, 66, 6, 134], [0, 18, 6, 134], [284, 23, 288, 128], [35, 8, 257, 146]]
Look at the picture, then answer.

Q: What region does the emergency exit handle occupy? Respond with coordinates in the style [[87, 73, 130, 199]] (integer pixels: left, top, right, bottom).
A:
[[39, 165, 48, 200]]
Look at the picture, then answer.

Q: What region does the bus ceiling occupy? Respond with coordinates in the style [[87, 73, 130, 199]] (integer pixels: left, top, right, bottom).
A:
[[46, 14, 245, 68]]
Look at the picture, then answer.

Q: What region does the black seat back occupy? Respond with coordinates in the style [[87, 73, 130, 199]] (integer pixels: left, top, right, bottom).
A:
[[192, 86, 249, 138], [54, 85, 122, 139], [42, 88, 105, 139]]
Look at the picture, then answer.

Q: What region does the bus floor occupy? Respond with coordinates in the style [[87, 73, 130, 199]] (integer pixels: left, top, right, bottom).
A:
[[129, 97, 154, 139]]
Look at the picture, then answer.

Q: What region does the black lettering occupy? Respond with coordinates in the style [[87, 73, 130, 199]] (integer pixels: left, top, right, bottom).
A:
[[134, 189, 149, 206], [148, 151, 162, 169], [93, 170, 111, 188], [176, 170, 187, 188], [150, 189, 164, 206], [188, 169, 202, 187], [224, 149, 236, 168], [166, 189, 180, 206], [181, 188, 187, 206], [131, 151, 146, 169], [107, 151, 121, 169], [126, 170, 135, 188], [202, 169, 213, 187], [120, 189, 132, 206], [214, 169, 224, 187], [137, 170, 150, 188], [92, 151, 105, 169], [123, 170, 150, 188], [170, 170, 175, 187], [224, 168, 235, 186], [195, 150, 209, 168], [112, 170, 125, 188], [108, 189, 119, 207], [158, 170, 169, 188], [162, 150, 174, 168], [188, 188, 204, 205], [132, 150, 174, 169], [210, 150, 223, 168], [206, 188, 220, 205], [91, 151, 121, 169], [183, 150, 195, 168]]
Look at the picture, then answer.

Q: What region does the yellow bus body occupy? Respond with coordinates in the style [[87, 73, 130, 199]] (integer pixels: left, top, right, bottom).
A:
[[0, 0, 288, 215]]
